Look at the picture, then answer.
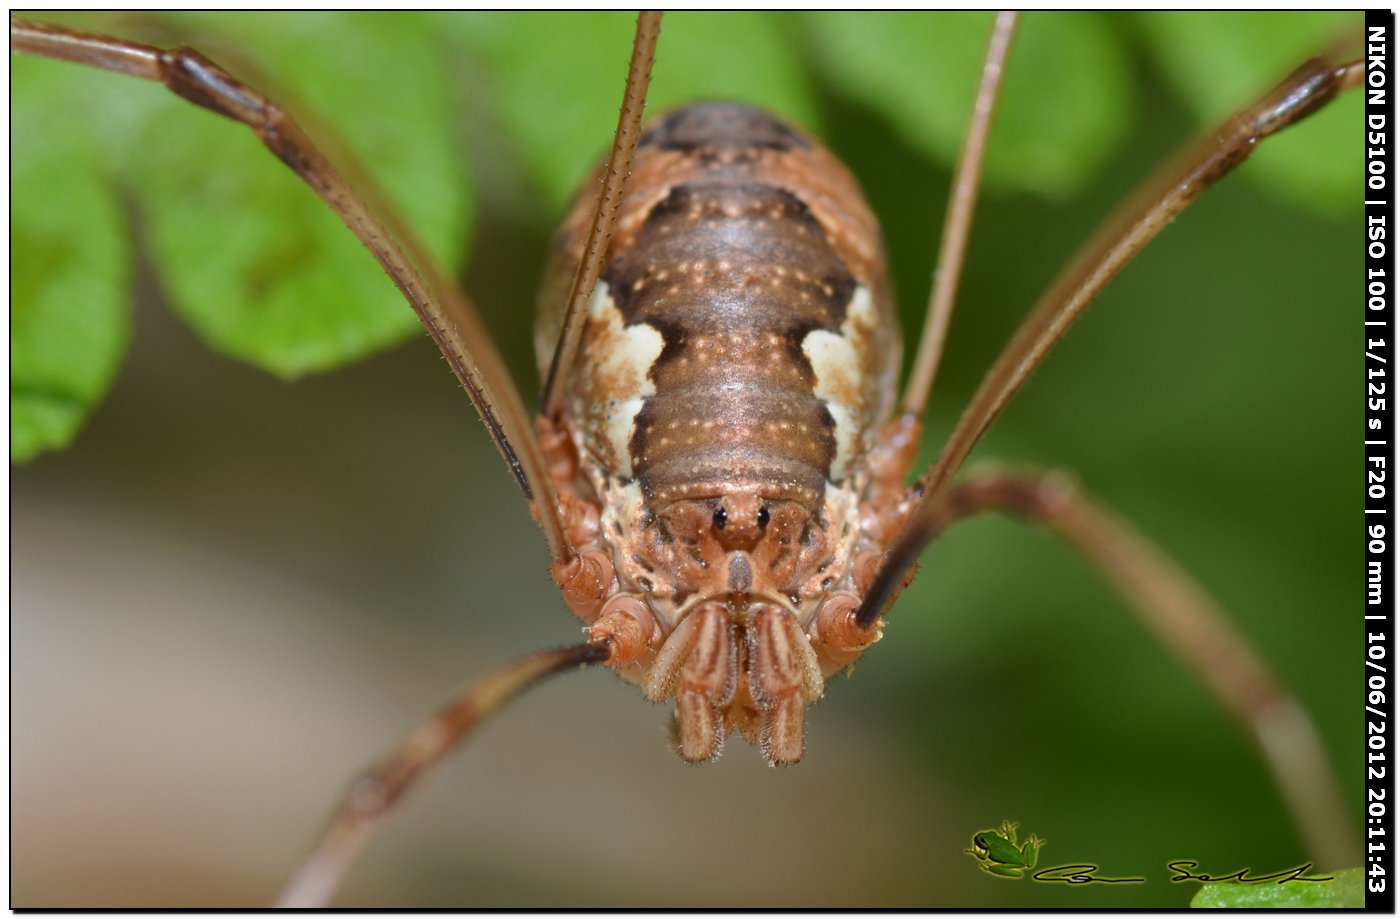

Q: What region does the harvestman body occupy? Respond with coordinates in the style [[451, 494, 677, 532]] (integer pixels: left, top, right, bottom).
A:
[[9, 11, 1363, 907], [537, 101, 910, 764]]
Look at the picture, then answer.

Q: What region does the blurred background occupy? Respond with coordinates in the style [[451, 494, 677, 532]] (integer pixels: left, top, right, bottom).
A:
[[12, 12, 1359, 908]]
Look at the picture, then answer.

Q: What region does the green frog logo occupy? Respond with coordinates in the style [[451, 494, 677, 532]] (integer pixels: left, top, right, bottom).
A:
[[965, 821, 1044, 879]]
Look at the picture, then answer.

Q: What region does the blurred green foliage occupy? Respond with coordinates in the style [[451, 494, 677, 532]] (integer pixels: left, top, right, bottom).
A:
[[12, 96, 129, 462], [1191, 866, 1363, 908]]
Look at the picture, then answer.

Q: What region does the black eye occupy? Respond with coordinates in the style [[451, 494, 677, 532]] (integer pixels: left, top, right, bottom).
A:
[[712, 506, 727, 529], [756, 505, 770, 529]]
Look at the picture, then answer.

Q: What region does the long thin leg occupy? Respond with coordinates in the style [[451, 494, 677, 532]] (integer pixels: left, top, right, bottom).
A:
[[541, 11, 661, 418], [274, 641, 612, 909], [932, 467, 1358, 869], [11, 15, 623, 567], [858, 52, 1364, 625], [899, 10, 1019, 421]]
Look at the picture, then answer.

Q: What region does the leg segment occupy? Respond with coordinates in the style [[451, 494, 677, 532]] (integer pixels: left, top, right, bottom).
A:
[[12, 15, 563, 555], [860, 50, 1363, 624], [899, 10, 1019, 420], [11, 14, 562, 555], [916, 466, 1358, 869], [9, 14, 659, 570], [540, 11, 662, 417], [274, 642, 611, 909]]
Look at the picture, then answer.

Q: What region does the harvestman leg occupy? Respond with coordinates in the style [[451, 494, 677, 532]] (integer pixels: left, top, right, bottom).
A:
[[930, 466, 1358, 868], [862, 51, 1366, 623], [273, 642, 610, 908], [540, 12, 660, 416], [849, 46, 1364, 866], [862, 13, 1019, 498], [11, 11, 665, 907], [538, 11, 662, 611], [271, 17, 664, 904], [8, 14, 655, 573], [900, 10, 1019, 423], [10, 14, 563, 551]]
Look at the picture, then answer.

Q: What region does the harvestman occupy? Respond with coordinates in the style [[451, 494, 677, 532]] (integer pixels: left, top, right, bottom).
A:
[[10, 11, 1363, 907]]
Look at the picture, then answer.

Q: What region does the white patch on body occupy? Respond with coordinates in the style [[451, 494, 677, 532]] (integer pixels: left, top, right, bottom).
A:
[[581, 282, 664, 479], [801, 285, 875, 481]]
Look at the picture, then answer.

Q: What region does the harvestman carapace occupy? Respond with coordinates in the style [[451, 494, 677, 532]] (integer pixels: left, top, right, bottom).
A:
[[10, 11, 1362, 907]]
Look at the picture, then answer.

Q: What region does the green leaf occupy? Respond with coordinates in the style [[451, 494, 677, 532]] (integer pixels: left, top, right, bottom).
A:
[[1191, 867, 1364, 908], [11, 62, 131, 462], [127, 12, 471, 377], [802, 12, 1134, 199], [12, 12, 472, 383], [1135, 11, 1362, 216], [445, 11, 818, 210]]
